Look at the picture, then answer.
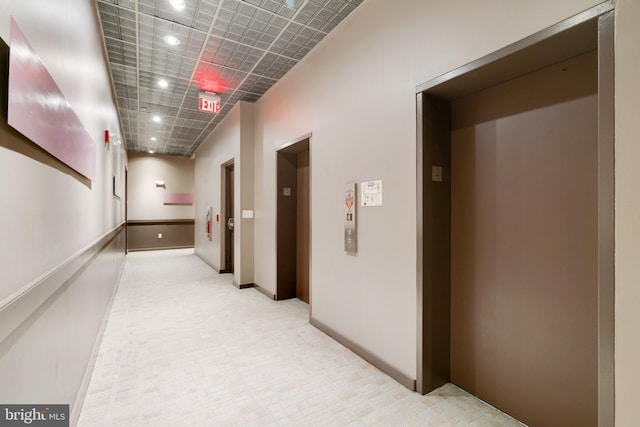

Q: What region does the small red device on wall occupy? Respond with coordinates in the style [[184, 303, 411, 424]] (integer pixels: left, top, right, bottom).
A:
[[104, 130, 110, 144], [206, 207, 213, 241]]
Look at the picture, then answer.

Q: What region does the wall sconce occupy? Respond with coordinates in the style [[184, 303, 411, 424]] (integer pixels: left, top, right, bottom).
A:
[[155, 180, 166, 188]]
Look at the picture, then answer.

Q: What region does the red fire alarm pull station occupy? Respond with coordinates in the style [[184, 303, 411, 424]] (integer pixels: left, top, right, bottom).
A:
[[198, 92, 221, 113], [206, 207, 213, 241]]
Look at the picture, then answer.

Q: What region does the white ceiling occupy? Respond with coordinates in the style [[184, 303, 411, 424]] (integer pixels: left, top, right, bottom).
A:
[[97, 0, 365, 156]]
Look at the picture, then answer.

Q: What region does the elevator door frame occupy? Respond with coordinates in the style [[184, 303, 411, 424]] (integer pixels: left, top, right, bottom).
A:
[[275, 133, 312, 308], [415, 2, 614, 426]]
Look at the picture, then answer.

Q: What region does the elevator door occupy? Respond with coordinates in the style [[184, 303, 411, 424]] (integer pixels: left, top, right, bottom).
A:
[[450, 51, 598, 427], [276, 138, 310, 302]]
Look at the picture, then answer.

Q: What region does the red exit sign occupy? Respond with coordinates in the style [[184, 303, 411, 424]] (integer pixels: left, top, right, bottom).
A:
[[198, 93, 221, 113]]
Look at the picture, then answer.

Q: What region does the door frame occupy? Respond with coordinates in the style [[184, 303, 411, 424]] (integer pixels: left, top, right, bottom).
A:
[[275, 133, 312, 311], [415, 2, 614, 425], [221, 159, 234, 274]]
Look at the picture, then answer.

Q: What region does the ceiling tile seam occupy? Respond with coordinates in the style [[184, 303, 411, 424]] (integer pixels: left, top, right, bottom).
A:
[[135, 0, 142, 152], [96, 0, 329, 39], [183, 0, 313, 155], [94, 0, 130, 151], [101, 9, 306, 63], [99, 3, 319, 63], [229, 0, 329, 36], [161, 0, 226, 154], [111, 51, 279, 88]]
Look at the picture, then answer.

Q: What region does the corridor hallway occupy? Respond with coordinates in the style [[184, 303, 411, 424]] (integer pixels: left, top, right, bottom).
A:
[[78, 249, 522, 426]]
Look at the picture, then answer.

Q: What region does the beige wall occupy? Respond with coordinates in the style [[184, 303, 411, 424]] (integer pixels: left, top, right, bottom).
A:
[[252, 0, 606, 382], [127, 153, 195, 220], [0, 0, 125, 299], [0, 0, 126, 420], [195, 102, 254, 285], [614, 0, 640, 424], [0, 2, 125, 302]]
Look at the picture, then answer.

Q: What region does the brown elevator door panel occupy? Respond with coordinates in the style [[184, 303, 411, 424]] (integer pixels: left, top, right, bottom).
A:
[[296, 150, 310, 303], [450, 51, 598, 427], [225, 165, 234, 273]]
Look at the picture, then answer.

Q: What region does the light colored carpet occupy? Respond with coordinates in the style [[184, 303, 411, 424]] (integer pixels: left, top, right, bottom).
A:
[[78, 249, 524, 426]]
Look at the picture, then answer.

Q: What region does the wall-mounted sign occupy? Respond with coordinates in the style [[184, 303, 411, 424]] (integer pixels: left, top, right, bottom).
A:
[[198, 92, 221, 113], [345, 183, 357, 253], [361, 180, 383, 207]]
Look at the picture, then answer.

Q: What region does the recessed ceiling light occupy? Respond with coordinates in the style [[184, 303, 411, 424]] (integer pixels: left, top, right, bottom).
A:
[[169, 0, 186, 10], [148, 150, 155, 154], [150, 137, 157, 141], [152, 115, 162, 123], [158, 79, 169, 88], [163, 35, 181, 46]]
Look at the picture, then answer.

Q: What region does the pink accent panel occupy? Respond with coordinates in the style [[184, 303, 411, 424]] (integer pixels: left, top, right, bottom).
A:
[[7, 18, 96, 180], [164, 193, 194, 205]]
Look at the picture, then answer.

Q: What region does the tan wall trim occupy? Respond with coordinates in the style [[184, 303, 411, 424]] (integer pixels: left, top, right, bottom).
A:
[[127, 221, 194, 251], [127, 219, 195, 225], [310, 318, 417, 391], [0, 223, 125, 343], [71, 228, 126, 425], [0, 225, 126, 426]]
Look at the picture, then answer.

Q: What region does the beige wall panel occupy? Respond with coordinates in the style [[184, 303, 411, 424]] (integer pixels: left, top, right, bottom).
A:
[[252, 0, 603, 379], [195, 102, 254, 284], [127, 153, 195, 221]]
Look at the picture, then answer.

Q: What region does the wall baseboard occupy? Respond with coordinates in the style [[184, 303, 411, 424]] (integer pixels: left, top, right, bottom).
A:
[[71, 232, 126, 425], [310, 317, 417, 392], [128, 245, 193, 252], [252, 283, 276, 300], [233, 281, 254, 290]]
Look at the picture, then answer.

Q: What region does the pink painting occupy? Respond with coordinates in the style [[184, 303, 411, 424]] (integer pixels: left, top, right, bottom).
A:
[[8, 18, 96, 180], [164, 193, 194, 205]]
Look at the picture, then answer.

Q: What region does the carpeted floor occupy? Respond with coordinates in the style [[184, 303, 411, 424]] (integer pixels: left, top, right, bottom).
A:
[[78, 249, 524, 426]]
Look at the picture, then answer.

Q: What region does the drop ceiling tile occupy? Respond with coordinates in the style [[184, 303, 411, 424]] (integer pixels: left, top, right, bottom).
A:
[[268, 22, 323, 60], [238, 74, 276, 95], [253, 53, 297, 80], [194, 61, 249, 89], [98, 0, 137, 10], [200, 37, 264, 72], [212, 2, 288, 47], [98, 0, 365, 155], [241, 0, 301, 19]]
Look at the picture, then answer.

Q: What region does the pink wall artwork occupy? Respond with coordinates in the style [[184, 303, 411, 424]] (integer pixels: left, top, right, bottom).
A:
[[8, 18, 96, 180], [164, 193, 194, 205]]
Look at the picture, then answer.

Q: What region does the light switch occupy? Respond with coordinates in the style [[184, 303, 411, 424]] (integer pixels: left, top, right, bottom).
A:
[[158, 233, 163, 239]]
